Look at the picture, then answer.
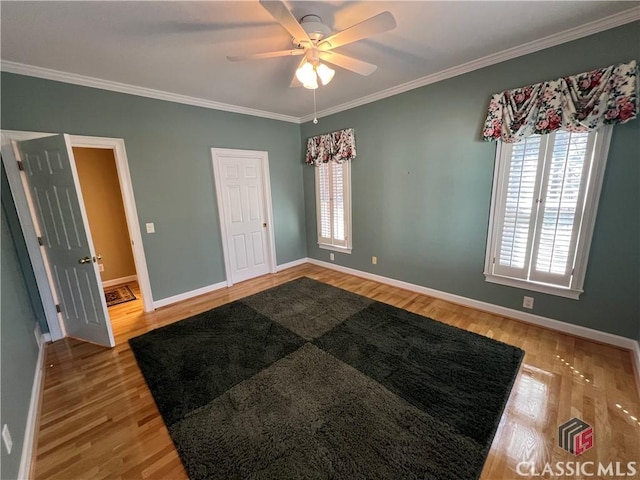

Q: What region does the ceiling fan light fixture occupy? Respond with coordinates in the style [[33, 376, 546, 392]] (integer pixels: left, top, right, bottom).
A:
[[303, 78, 319, 90], [296, 60, 334, 89], [296, 61, 316, 86], [316, 63, 335, 85]]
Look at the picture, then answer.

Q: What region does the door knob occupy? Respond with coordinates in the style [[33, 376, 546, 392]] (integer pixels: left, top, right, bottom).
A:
[[93, 254, 103, 262], [78, 256, 92, 264]]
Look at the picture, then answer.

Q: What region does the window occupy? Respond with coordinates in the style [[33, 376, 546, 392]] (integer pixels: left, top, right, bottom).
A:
[[316, 161, 352, 253], [484, 127, 612, 299]]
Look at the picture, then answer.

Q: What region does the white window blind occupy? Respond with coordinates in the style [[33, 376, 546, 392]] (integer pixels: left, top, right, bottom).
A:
[[485, 127, 612, 299], [315, 161, 352, 253], [494, 135, 545, 277], [332, 164, 345, 242], [318, 163, 331, 240]]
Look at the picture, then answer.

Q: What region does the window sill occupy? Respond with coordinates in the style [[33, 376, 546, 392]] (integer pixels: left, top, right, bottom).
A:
[[484, 273, 582, 300], [318, 244, 352, 255]]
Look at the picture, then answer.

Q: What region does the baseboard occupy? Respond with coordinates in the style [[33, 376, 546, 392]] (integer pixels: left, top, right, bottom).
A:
[[153, 259, 309, 309], [33, 324, 43, 349], [102, 275, 137, 288], [152, 281, 228, 309], [17, 339, 46, 480], [151, 259, 309, 309], [307, 258, 640, 351], [633, 341, 640, 399], [32, 326, 52, 350], [276, 258, 308, 272]]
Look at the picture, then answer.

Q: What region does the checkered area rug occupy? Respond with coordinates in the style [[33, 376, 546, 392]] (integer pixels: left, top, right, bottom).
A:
[[130, 277, 524, 480]]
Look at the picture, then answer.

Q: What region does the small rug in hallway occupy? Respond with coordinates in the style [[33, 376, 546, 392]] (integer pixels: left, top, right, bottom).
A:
[[129, 277, 524, 480], [104, 285, 136, 307]]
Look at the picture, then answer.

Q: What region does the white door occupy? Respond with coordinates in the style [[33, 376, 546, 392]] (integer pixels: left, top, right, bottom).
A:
[[16, 134, 115, 347], [212, 149, 275, 285]]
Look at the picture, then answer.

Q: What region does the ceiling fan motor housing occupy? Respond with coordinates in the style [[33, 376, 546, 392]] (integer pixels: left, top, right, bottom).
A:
[[294, 14, 331, 46]]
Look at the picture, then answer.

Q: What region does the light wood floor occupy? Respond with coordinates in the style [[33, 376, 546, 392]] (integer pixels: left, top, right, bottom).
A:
[[33, 264, 640, 479]]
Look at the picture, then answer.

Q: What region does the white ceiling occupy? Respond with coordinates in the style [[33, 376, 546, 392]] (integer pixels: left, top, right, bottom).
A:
[[1, 1, 638, 122]]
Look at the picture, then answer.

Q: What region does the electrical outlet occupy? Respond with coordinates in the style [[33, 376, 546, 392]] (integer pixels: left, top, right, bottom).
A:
[[145, 222, 155, 234], [98, 264, 105, 272], [372, 256, 378, 265], [523, 296, 534, 309], [2, 424, 12, 454], [330, 253, 335, 261]]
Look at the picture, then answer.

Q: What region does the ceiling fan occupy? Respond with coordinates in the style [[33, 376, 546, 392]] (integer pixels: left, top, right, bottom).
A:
[[227, 0, 396, 89]]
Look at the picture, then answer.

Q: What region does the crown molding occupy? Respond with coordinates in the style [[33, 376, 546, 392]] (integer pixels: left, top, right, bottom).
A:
[[0, 61, 300, 124], [1, 6, 637, 125], [300, 7, 640, 123]]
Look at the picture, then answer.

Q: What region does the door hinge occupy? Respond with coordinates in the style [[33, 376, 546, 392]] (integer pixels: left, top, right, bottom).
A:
[[55, 304, 62, 313], [37, 236, 44, 246], [17, 160, 24, 171]]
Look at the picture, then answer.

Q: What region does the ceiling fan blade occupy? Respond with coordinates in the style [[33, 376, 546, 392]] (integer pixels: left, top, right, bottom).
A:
[[260, 0, 310, 43], [319, 51, 377, 76], [227, 49, 305, 62], [318, 11, 396, 50]]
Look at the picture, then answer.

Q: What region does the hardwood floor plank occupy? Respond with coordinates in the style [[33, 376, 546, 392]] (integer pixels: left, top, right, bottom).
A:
[[33, 264, 640, 479]]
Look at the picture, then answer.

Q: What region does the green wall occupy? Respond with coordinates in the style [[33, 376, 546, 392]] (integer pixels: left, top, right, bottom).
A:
[[0, 76, 306, 301], [1, 204, 41, 480], [301, 22, 640, 340]]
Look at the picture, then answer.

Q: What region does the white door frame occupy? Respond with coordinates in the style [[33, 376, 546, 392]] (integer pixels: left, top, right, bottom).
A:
[[211, 148, 277, 287], [68, 135, 153, 312], [1, 130, 154, 342]]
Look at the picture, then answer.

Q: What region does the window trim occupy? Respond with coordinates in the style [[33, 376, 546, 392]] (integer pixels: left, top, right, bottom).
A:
[[315, 160, 352, 254], [483, 126, 613, 300]]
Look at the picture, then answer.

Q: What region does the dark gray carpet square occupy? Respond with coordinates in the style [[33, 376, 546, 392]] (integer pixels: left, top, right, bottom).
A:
[[314, 301, 524, 447], [129, 301, 305, 426], [170, 343, 488, 480], [241, 277, 374, 340]]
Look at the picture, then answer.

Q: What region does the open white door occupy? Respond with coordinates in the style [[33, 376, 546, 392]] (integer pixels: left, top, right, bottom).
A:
[[15, 134, 115, 347]]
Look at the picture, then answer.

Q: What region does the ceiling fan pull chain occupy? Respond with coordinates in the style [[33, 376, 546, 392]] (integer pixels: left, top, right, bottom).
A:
[[313, 88, 318, 124]]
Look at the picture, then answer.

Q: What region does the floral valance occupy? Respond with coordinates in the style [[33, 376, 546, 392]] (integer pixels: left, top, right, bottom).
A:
[[483, 60, 638, 143], [305, 128, 356, 165]]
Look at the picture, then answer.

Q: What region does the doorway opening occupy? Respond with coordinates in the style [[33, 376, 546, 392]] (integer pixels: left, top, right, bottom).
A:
[[73, 147, 143, 338]]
